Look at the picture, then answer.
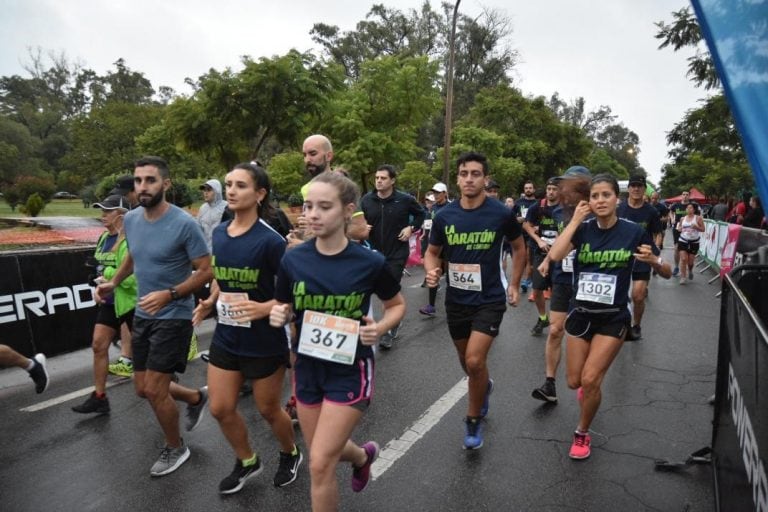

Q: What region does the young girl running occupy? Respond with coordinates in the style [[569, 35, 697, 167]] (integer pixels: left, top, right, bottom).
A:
[[270, 172, 405, 512], [549, 174, 671, 459], [193, 162, 301, 493]]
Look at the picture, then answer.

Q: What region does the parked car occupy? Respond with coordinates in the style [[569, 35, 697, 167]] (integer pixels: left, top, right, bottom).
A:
[[53, 191, 78, 199]]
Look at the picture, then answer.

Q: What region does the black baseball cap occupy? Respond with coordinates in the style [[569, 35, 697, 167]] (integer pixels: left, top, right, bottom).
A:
[[109, 175, 135, 195], [628, 174, 647, 187]]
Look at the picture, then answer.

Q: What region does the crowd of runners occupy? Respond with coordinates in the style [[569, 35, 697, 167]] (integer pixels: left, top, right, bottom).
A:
[[4, 133, 715, 512]]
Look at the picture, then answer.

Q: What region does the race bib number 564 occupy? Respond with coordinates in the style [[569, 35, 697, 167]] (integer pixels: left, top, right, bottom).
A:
[[298, 311, 359, 365]]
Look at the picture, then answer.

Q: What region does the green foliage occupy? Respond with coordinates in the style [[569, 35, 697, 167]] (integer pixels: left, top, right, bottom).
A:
[[266, 152, 305, 200], [94, 174, 128, 201], [168, 51, 343, 171], [134, 122, 220, 179], [10, 175, 55, 203], [2, 186, 20, 211], [588, 149, 628, 178], [166, 181, 195, 208], [396, 160, 438, 196], [327, 55, 441, 191], [0, 117, 43, 185], [655, 8, 719, 90], [22, 192, 45, 217], [61, 101, 163, 181]]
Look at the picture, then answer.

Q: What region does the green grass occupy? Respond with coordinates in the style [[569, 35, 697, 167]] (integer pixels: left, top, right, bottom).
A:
[[0, 199, 101, 218]]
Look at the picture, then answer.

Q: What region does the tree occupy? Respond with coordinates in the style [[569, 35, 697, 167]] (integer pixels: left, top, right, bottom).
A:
[[322, 55, 441, 192], [655, 7, 751, 197], [266, 151, 305, 199], [0, 117, 43, 185], [168, 51, 343, 172]]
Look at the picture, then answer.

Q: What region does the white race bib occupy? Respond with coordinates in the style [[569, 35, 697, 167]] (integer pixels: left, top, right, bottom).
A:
[[448, 263, 482, 291], [216, 292, 251, 328], [423, 219, 433, 231], [298, 311, 359, 365], [562, 250, 576, 273], [520, 207, 529, 219], [575, 273, 617, 305]]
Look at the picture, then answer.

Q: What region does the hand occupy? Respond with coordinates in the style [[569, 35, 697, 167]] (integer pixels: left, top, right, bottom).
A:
[[270, 304, 292, 328], [192, 299, 212, 326], [425, 267, 442, 288], [286, 231, 304, 248], [537, 260, 549, 277], [359, 315, 379, 346], [138, 290, 172, 316], [397, 226, 413, 242], [507, 285, 519, 307], [94, 281, 115, 303], [572, 200, 592, 223], [633, 244, 655, 263], [226, 299, 263, 322], [537, 240, 550, 253]]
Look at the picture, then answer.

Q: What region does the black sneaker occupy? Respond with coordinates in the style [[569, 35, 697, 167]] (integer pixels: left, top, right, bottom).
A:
[[274, 446, 303, 487], [72, 391, 110, 414], [29, 353, 49, 394], [626, 325, 642, 341], [219, 457, 263, 494], [379, 333, 393, 350], [530, 317, 549, 336], [185, 386, 208, 431], [531, 379, 558, 403]]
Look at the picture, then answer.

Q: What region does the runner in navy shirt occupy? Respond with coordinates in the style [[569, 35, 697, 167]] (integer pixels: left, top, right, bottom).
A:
[[425, 151, 525, 450], [192, 162, 301, 493], [617, 174, 663, 341], [270, 172, 405, 510], [549, 173, 671, 461]]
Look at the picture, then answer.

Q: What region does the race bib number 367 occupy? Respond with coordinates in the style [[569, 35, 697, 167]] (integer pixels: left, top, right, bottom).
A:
[[298, 311, 359, 365]]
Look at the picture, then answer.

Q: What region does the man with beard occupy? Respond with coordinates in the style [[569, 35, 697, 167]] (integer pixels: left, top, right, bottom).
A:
[[514, 181, 538, 295], [96, 156, 213, 477], [360, 165, 425, 349], [425, 151, 525, 449], [618, 174, 663, 341]]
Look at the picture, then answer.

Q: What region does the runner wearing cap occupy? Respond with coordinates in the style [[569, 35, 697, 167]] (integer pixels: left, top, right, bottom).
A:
[[110, 175, 139, 208], [531, 166, 591, 403], [548, 174, 671, 460], [425, 151, 525, 450], [485, 179, 501, 200], [419, 182, 450, 317], [617, 174, 663, 341], [73, 194, 137, 414]]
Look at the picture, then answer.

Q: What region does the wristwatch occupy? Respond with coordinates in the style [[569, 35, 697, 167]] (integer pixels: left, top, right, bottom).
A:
[[169, 287, 180, 300]]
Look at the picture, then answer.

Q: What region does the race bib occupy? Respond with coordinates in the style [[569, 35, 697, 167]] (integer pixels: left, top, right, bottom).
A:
[[448, 263, 482, 291], [423, 219, 433, 230], [562, 250, 576, 273], [575, 273, 617, 305], [216, 292, 251, 328], [541, 229, 558, 245], [298, 311, 359, 365], [520, 207, 529, 219]]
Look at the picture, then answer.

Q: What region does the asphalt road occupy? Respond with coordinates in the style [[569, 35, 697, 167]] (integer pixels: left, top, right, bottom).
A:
[[0, 244, 718, 512]]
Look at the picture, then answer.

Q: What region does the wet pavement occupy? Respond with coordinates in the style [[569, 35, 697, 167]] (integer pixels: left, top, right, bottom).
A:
[[0, 240, 718, 511]]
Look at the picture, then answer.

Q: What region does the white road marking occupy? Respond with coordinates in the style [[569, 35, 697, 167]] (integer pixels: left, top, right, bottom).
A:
[[372, 377, 467, 480], [20, 378, 131, 412]]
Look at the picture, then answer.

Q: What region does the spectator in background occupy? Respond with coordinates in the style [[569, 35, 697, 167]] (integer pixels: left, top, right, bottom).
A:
[[742, 196, 764, 229], [485, 179, 501, 200], [709, 196, 729, 222], [728, 193, 750, 224], [198, 179, 226, 251]]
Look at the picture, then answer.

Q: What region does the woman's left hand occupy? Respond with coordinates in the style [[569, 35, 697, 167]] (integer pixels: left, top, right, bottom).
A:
[[359, 316, 379, 346]]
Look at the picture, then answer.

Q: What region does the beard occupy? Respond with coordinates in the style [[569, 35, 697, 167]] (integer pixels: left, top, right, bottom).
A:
[[306, 158, 328, 178], [138, 189, 164, 208]]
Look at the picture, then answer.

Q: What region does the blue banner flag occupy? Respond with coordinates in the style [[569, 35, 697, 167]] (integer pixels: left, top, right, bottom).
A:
[[690, 0, 768, 209]]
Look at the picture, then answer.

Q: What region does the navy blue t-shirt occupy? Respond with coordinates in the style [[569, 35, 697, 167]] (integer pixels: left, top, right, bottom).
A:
[[571, 218, 655, 311], [549, 205, 573, 286], [618, 202, 663, 274], [525, 202, 559, 254], [274, 239, 401, 362], [211, 219, 288, 358], [430, 197, 522, 306]]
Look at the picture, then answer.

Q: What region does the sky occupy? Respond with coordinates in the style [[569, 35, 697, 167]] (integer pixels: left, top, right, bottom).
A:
[[0, 0, 705, 184]]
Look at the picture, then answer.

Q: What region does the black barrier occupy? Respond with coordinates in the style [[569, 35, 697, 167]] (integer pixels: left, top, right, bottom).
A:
[[713, 265, 768, 512], [0, 247, 98, 357]]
